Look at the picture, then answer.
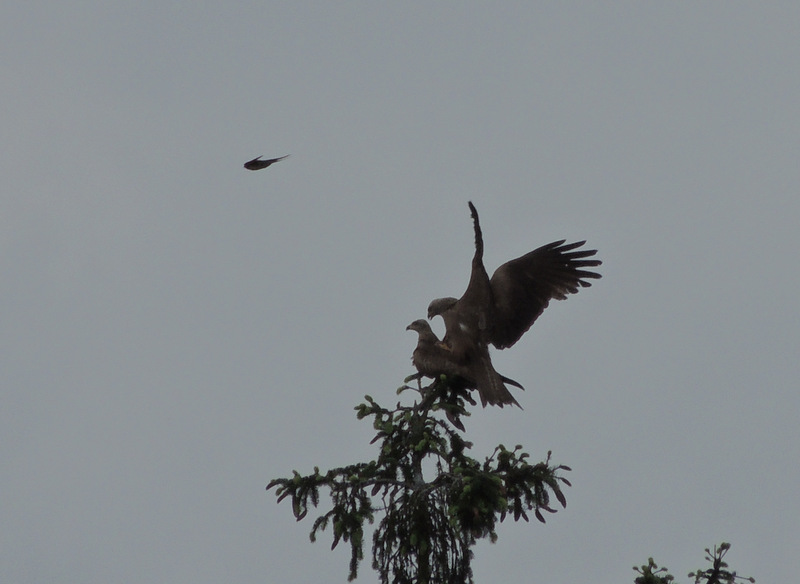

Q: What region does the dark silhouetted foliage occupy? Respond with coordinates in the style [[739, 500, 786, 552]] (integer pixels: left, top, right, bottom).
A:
[[634, 543, 754, 584], [267, 377, 754, 584], [267, 376, 569, 583]]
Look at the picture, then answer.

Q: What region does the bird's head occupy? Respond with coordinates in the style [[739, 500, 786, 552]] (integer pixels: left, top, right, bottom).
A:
[[406, 319, 431, 334], [427, 297, 458, 320]]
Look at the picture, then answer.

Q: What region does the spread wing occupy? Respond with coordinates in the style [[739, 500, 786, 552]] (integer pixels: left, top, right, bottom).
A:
[[488, 239, 601, 349]]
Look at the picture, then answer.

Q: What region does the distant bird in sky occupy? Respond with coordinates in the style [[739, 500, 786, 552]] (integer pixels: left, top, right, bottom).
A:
[[243, 154, 289, 171]]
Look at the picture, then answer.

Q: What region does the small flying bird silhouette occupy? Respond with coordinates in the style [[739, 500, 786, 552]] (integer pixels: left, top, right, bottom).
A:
[[243, 155, 290, 171]]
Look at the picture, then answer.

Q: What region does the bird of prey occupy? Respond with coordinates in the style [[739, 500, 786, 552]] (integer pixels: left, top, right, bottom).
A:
[[243, 154, 289, 171], [427, 201, 602, 363], [406, 319, 523, 408]]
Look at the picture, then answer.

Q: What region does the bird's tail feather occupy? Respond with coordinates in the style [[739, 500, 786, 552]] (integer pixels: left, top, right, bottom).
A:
[[475, 355, 522, 409]]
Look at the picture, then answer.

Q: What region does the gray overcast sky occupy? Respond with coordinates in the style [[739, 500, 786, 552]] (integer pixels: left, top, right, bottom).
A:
[[3, 3, 798, 583]]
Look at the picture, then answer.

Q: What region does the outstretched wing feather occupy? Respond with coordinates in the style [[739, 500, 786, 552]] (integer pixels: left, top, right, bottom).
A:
[[489, 240, 601, 349]]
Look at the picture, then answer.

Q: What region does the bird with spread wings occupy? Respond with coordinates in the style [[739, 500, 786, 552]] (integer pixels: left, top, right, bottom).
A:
[[408, 201, 601, 409]]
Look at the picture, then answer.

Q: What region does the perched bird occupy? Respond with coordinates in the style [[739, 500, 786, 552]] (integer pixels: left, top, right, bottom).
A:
[[427, 201, 602, 362], [243, 154, 290, 171], [406, 319, 523, 408]]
